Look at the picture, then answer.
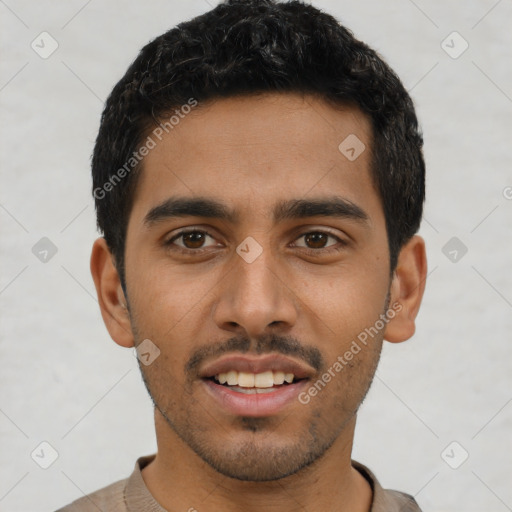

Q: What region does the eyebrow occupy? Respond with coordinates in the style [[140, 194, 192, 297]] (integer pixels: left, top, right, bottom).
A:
[[143, 195, 369, 227]]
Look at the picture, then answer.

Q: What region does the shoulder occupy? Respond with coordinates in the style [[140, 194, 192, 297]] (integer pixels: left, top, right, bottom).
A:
[[55, 477, 128, 512], [381, 489, 423, 511], [352, 460, 423, 512]]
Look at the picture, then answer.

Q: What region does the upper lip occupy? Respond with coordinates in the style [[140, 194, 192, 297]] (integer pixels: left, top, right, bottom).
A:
[[199, 354, 315, 380]]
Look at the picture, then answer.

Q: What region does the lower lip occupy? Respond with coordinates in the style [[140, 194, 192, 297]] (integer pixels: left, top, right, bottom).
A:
[[202, 379, 308, 417]]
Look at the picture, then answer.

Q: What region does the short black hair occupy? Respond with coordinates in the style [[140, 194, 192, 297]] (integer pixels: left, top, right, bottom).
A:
[[92, 0, 425, 288]]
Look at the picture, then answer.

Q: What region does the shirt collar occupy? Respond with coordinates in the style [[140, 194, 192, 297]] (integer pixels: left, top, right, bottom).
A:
[[125, 454, 419, 512]]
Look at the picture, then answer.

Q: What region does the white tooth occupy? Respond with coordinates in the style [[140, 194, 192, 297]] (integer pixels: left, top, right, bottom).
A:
[[238, 372, 255, 387], [284, 373, 294, 383], [273, 371, 285, 385], [254, 371, 274, 388], [218, 373, 228, 384], [226, 370, 238, 386]]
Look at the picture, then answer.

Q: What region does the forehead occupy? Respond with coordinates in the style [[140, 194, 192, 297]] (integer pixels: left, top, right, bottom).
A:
[[129, 92, 379, 225]]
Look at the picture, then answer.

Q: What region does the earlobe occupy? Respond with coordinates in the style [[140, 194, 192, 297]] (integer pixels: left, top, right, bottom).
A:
[[384, 235, 427, 344], [90, 237, 134, 348]]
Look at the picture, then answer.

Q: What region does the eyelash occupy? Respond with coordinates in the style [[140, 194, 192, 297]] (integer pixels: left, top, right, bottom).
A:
[[165, 229, 348, 257]]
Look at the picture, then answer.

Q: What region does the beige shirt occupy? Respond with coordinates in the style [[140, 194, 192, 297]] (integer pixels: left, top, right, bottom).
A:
[[56, 454, 422, 511]]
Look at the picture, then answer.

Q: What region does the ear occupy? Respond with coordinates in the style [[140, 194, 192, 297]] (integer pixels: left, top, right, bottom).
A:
[[384, 235, 427, 343], [90, 237, 134, 348]]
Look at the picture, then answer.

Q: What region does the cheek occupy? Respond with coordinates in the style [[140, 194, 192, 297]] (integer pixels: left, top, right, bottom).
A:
[[301, 265, 389, 340], [128, 259, 217, 335], [126, 263, 224, 383]]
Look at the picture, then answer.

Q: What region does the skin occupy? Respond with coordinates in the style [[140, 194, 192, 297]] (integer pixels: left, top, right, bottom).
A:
[[91, 92, 427, 512]]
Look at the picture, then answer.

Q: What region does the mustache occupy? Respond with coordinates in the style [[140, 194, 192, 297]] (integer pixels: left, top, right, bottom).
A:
[[185, 333, 325, 377]]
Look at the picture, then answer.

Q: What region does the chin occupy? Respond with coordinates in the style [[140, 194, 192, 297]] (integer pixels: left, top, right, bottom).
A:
[[189, 427, 331, 482]]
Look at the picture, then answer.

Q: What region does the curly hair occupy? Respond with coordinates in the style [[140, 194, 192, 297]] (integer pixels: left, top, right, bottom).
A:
[[92, 0, 425, 287]]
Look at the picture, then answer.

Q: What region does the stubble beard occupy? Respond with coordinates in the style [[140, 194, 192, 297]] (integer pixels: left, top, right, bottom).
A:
[[130, 297, 387, 482]]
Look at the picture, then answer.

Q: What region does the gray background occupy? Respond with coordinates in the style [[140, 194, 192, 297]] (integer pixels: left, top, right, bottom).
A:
[[1, 1, 511, 511]]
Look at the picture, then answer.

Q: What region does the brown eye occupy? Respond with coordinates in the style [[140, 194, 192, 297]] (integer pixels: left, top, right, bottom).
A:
[[294, 231, 340, 250], [304, 232, 329, 249], [167, 230, 218, 251], [181, 231, 207, 249]]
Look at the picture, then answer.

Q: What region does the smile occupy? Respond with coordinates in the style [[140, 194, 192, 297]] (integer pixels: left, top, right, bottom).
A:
[[199, 355, 314, 417], [210, 370, 299, 395], [215, 370, 295, 387]]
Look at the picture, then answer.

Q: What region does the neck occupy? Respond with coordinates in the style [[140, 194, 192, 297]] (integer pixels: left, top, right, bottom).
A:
[[141, 410, 373, 512]]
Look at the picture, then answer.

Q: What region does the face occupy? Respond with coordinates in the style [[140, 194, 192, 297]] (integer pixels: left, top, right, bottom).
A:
[[123, 93, 392, 481]]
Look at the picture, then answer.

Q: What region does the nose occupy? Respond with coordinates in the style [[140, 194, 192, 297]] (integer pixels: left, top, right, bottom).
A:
[[212, 244, 298, 339]]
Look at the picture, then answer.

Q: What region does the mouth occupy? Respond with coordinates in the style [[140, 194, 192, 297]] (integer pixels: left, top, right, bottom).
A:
[[199, 355, 313, 416], [207, 370, 303, 394]]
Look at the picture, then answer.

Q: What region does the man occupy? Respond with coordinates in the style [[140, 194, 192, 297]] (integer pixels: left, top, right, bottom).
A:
[[57, 0, 427, 510]]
